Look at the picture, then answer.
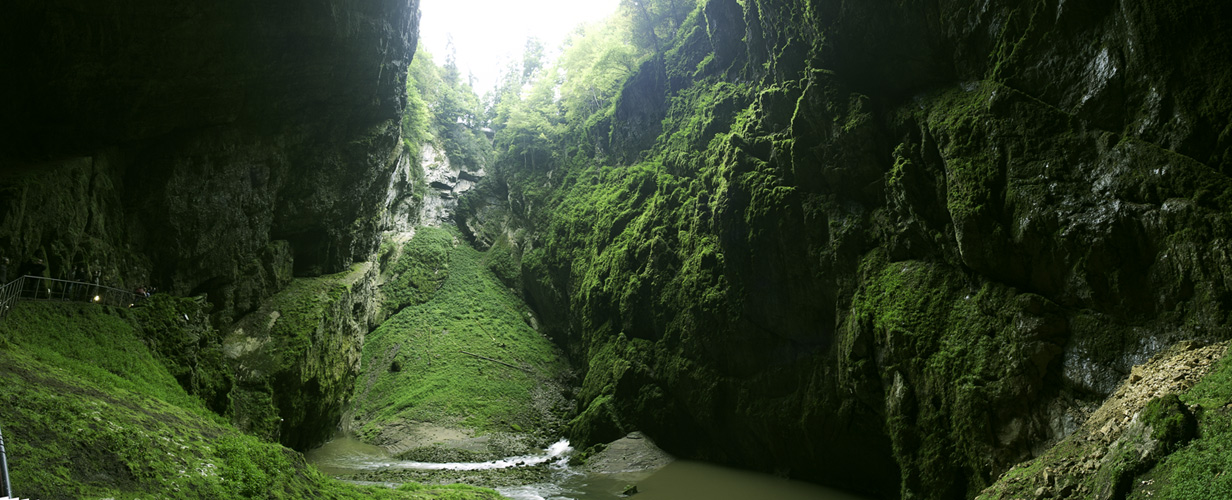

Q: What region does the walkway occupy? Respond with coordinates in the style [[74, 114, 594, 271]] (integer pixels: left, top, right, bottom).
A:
[[0, 276, 136, 322]]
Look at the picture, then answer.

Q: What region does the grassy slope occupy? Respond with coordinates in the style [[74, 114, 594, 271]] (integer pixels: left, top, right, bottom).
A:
[[380, 228, 453, 314], [0, 301, 504, 500], [351, 227, 568, 442], [1131, 353, 1232, 498]]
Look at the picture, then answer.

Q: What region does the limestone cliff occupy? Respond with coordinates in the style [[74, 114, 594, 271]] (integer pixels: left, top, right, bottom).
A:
[[460, 0, 1232, 498], [225, 263, 382, 449], [1, 0, 419, 323], [0, 0, 420, 449]]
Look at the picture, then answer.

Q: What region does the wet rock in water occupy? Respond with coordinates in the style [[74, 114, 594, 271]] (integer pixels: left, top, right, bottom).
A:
[[622, 484, 639, 496], [582, 431, 674, 475]]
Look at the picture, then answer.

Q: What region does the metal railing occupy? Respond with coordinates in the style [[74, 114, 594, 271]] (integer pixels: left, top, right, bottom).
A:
[[0, 423, 10, 498], [0, 280, 19, 322], [0, 276, 137, 322]]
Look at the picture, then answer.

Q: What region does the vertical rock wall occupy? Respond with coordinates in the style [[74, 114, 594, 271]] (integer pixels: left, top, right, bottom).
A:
[[0, 0, 420, 324], [0, 0, 421, 450], [461, 0, 1232, 498]]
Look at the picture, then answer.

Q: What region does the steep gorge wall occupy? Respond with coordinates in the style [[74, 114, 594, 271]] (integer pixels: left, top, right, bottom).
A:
[[0, 0, 420, 448], [462, 1, 1232, 498], [1, 0, 419, 323]]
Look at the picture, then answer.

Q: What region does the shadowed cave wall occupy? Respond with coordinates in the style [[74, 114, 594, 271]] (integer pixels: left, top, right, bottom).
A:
[[0, 0, 421, 451]]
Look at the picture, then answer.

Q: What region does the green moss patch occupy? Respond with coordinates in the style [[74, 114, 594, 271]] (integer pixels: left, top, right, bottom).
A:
[[850, 250, 1063, 498], [0, 301, 505, 500], [0, 301, 204, 411], [224, 263, 372, 449], [382, 227, 454, 314]]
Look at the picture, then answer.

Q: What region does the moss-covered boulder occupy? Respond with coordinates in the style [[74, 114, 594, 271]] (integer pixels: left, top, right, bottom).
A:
[[1142, 394, 1198, 455], [224, 263, 381, 450]]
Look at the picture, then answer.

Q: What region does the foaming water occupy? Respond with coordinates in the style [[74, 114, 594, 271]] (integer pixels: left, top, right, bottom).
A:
[[381, 440, 572, 471], [306, 435, 572, 474]]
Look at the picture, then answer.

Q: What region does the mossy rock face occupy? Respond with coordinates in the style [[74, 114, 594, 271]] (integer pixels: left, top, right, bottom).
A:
[[568, 395, 626, 447], [130, 294, 233, 415], [1141, 394, 1197, 454], [848, 252, 1070, 498], [2, 0, 421, 328], [224, 263, 380, 450], [458, 0, 1232, 498]]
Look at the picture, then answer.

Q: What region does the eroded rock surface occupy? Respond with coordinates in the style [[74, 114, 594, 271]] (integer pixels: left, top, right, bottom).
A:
[[1, 0, 420, 449], [419, 143, 486, 227], [458, 0, 1232, 498], [225, 263, 382, 450], [1, 0, 420, 325]]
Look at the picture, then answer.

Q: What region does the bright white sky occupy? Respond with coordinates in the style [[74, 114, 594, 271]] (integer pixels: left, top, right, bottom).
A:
[[417, 0, 621, 94]]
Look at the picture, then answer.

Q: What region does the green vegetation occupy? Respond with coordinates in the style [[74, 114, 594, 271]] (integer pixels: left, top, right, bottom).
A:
[[382, 228, 454, 314], [0, 302, 215, 414], [456, 0, 810, 468], [555, 23, 638, 129], [351, 227, 569, 440], [444, 0, 1232, 497], [482, 9, 648, 193], [974, 343, 1230, 500], [619, 0, 695, 53], [224, 263, 373, 449], [0, 301, 505, 500], [394, 48, 494, 222], [848, 251, 1061, 498], [1130, 356, 1232, 498], [405, 50, 492, 172]]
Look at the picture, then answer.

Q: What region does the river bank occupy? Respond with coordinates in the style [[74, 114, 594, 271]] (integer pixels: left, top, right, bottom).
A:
[[306, 426, 870, 500]]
